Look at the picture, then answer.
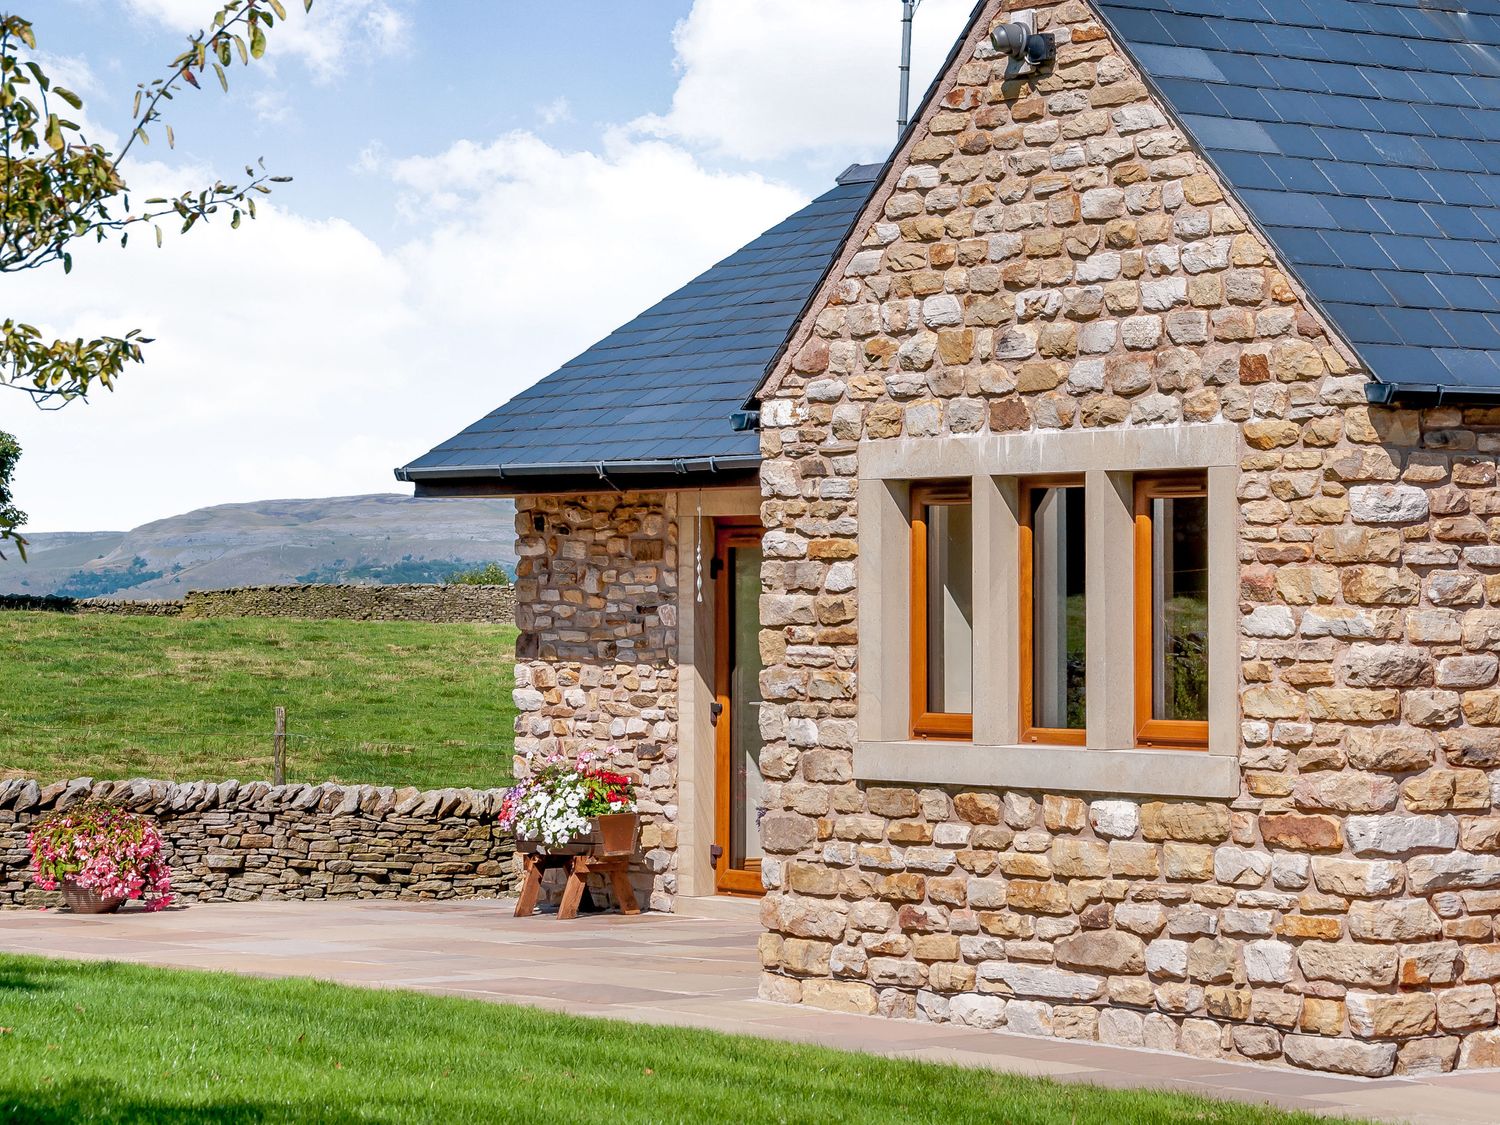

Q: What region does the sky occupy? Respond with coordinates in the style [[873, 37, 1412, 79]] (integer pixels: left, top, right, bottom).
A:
[[6, 0, 975, 531]]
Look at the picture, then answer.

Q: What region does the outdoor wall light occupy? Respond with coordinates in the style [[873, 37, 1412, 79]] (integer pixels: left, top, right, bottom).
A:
[[991, 21, 1055, 66]]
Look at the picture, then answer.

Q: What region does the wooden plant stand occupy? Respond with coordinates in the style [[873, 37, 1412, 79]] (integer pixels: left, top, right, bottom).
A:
[[514, 852, 641, 921]]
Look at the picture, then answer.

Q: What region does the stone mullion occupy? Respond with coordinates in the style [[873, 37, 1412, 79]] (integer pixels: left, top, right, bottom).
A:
[[1085, 469, 1135, 749], [973, 473, 1018, 745]]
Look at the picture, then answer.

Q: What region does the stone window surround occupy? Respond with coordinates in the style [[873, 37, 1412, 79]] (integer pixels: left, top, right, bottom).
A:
[[854, 423, 1240, 800]]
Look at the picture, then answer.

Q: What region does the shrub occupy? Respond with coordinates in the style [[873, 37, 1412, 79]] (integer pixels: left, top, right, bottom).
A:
[[446, 562, 512, 586]]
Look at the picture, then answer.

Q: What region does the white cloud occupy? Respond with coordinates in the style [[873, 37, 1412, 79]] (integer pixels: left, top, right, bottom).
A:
[[124, 0, 410, 81], [4, 134, 805, 531], [634, 0, 976, 161], [7, 0, 985, 531], [251, 88, 292, 125], [536, 97, 572, 127]]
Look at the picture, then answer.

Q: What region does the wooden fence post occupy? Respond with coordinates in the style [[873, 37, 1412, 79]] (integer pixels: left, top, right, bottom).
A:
[[273, 706, 287, 786]]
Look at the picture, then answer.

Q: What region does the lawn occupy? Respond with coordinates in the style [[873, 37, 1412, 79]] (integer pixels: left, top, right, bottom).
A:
[[0, 954, 1357, 1125], [0, 611, 517, 790]]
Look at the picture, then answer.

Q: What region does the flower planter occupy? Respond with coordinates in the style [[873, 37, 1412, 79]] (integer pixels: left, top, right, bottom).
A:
[[516, 812, 640, 857], [61, 878, 126, 915]]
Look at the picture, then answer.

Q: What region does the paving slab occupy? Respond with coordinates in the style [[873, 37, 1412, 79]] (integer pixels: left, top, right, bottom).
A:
[[2, 896, 1498, 1122]]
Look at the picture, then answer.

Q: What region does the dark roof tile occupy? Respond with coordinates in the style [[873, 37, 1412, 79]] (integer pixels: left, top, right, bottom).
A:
[[1099, 0, 1500, 398]]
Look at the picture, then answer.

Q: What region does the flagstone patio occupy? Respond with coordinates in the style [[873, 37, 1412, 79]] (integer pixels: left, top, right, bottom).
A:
[[3, 896, 1499, 1123]]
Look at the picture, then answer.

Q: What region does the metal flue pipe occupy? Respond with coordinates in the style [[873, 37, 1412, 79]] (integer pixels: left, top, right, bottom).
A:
[[897, 0, 921, 139]]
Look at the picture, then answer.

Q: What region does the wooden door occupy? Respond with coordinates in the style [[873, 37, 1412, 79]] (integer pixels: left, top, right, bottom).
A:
[[713, 518, 766, 896]]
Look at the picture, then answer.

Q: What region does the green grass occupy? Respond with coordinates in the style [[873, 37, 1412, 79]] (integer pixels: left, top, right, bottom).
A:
[[0, 612, 517, 790], [0, 954, 1358, 1125]]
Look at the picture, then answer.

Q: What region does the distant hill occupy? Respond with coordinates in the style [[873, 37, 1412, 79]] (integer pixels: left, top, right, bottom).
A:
[[0, 494, 517, 600]]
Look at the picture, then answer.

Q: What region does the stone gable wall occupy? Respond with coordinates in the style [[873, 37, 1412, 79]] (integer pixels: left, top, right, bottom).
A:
[[754, 0, 1500, 1077], [0, 777, 516, 907], [511, 492, 680, 911]]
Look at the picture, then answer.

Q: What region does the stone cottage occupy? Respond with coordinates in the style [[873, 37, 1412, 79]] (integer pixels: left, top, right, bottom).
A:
[[402, 0, 1500, 1079]]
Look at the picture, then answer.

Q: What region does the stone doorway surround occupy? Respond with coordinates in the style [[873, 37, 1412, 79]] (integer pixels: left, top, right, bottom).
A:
[[676, 487, 764, 899], [3, 898, 1500, 1124]]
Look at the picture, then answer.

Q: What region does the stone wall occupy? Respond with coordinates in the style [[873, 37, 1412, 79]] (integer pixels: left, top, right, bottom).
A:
[[752, 0, 1500, 1079], [182, 583, 516, 623], [511, 492, 679, 911], [0, 777, 515, 906], [0, 594, 182, 616], [0, 584, 516, 624]]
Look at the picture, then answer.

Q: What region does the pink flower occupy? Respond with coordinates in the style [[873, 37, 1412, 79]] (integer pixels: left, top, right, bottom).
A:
[[28, 802, 173, 910]]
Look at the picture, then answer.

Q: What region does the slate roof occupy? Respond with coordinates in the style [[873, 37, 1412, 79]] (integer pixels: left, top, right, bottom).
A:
[[396, 165, 881, 483], [1096, 0, 1500, 403]]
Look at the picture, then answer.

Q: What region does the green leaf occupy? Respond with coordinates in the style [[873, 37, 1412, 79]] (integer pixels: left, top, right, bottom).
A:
[[44, 112, 62, 151], [212, 61, 228, 92], [155, 225, 163, 248], [268, 0, 287, 18], [250, 25, 267, 59], [165, 123, 174, 148], [54, 86, 82, 110]]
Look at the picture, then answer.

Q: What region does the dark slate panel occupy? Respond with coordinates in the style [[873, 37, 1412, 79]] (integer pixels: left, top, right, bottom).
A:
[[400, 168, 879, 476], [1098, 0, 1500, 396]]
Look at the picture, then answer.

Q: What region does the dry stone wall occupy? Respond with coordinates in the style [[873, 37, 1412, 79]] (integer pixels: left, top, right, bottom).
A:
[[511, 492, 680, 911], [182, 583, 516, 623], [0, 584, 516, 624], [754, 0, 1500, 1078], [0, 777, 515, 906], [0, 594, 182, 616]]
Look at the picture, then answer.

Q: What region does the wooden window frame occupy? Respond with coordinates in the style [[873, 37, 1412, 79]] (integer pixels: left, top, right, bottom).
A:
[[1018, 476, 1087, 746], [910, 481, 974, 741], [1134, 474, 1210, 751]]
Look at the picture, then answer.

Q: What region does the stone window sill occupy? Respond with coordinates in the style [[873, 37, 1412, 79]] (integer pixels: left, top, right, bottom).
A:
[[854, 741, 1239, 800]]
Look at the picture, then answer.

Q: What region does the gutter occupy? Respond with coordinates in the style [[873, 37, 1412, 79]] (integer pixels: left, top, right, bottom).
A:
[[393, 453, 762, 485], [1364, 381, 1500, 408]]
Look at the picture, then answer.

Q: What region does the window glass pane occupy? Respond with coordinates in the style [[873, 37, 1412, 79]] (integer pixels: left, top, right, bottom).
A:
[[926, 500, 973, 714], [1151, 491, 1209, 722], [1030, 486, 1086, 729]]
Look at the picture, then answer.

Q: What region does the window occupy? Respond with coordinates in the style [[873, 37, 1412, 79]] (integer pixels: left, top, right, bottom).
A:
[[1135, 475, 1210, 749], [1019, 479, 1086, 744], [910, 482, 972, 739]]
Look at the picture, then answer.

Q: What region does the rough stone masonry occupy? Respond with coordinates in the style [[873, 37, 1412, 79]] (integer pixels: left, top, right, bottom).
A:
[[0, 777, 516, 907], [510, 491, 679, 912], [750, 0, 1500, 1079]]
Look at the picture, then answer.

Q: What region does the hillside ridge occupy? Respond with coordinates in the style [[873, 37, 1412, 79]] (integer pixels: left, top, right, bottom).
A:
[[0, 493, 517, 598]]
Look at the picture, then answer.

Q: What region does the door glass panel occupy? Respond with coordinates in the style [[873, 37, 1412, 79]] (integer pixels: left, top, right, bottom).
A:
[[1150, 492, 1209, 722], [925, 501, 973, 714], [1029, 485, 1086, 730], [729, 544, 764, 868]]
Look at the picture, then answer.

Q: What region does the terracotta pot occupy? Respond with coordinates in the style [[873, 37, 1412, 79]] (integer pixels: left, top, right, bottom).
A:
[[595, 812, 639, 856], [61, 878, 125, 915]]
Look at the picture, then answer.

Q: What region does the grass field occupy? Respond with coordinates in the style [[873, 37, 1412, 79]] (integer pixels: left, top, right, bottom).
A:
[[0, 954, 1356, 1125], [0, 611, 517, 790]]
